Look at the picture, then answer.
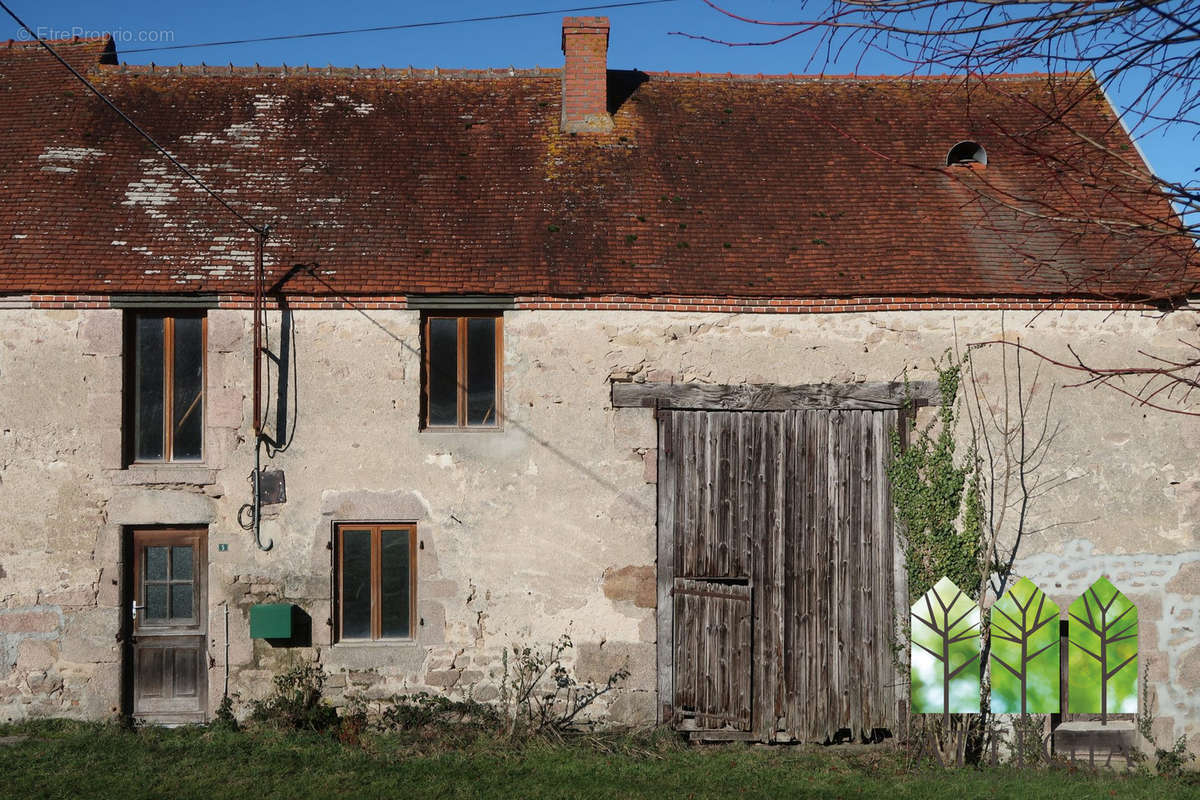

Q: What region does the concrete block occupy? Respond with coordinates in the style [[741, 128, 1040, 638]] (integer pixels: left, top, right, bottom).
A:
[[106, 489, 216, 525], [319, 490, 430, 522]]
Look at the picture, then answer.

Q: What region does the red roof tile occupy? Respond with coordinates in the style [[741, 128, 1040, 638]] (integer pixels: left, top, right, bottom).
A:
[[0, 37, 1195, 301]]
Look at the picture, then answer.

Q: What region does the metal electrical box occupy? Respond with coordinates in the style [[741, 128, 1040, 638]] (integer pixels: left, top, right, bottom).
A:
[[257, 469, 287, 505], [249, 603, 294, 639]]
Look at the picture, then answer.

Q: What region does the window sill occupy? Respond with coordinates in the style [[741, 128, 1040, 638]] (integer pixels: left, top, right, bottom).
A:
[[331, 639, 419, 649], [419, 426, 504, 434], [113, 465, 218, 486]]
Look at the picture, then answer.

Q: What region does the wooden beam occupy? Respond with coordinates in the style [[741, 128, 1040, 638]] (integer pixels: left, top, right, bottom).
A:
[[612, 380, 940, 411]]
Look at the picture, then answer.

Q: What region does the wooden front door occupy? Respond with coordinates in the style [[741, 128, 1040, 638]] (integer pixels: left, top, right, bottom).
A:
[[130, 528, 207, 723]]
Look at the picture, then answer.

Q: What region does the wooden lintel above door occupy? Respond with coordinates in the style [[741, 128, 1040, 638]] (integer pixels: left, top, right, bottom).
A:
[[611, 380, 940, 412]]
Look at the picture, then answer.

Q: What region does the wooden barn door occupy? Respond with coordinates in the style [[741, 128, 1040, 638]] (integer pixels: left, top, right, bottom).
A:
[[658, 409, 899, 741]]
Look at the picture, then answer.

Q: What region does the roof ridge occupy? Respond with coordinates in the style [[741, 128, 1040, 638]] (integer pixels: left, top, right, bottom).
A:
[[3, 33, 113, 48], [643, 69, 1089, 82], [97, 62, 560, 79], [91, 61, 1089, 84]]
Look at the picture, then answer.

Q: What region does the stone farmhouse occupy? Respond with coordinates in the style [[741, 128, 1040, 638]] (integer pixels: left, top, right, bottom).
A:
[[0, 17, 1197, 742]]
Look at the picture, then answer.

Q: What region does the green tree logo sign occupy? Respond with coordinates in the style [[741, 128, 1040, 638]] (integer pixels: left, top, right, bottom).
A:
[[1068, 576, 1138, 720], [911, 577, 981, 719], [989, 577, 1060, 714]]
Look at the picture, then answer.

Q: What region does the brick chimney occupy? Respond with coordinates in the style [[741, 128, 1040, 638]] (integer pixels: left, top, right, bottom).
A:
[[561, 16, 613, 133]]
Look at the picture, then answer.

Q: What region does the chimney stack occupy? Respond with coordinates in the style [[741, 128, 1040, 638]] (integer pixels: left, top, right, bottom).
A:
[[561, 16, 613, 133]]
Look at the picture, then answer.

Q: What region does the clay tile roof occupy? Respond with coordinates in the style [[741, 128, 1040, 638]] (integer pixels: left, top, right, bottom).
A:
[[0, 38, 1195, 301]]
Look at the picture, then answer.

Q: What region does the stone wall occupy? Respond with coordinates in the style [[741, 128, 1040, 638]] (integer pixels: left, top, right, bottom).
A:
[[0, 305, 1196, 739]]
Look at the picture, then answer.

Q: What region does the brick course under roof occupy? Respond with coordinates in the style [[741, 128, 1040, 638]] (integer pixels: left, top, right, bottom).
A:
[[0, 36, 1195, 301]]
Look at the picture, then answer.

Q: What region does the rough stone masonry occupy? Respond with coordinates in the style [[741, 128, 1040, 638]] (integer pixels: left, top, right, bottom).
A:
[[0, 305, 1196, 743]]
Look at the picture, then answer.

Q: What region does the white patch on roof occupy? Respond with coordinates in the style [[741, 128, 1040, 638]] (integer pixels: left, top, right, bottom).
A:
[[38, 146, 105, 174], [352, 102, 374, 115], [39, 146, 104, 162], [253, 94, 286, 112]]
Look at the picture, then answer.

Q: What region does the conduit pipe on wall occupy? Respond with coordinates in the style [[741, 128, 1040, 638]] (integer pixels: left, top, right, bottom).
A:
[[253, 228, 273, 551], [240, 227, 274, 550]]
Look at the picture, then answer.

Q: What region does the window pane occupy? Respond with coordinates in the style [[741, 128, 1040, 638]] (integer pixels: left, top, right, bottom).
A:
[[427, 318, 459, 426], [172, 316, 204, 460], [171, 546, 193, 581], [145, 546, 168, 580], [134, 315, 165, 461], [380, 530, 412, 638], [340, 530, 372, 639], [466, 318, 497, 426], [171, 583, 193, 619], [145, 583, 168, 620]]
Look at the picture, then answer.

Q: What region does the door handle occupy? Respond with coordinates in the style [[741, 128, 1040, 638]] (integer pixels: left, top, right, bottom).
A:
[[131, 600, 145, 621]]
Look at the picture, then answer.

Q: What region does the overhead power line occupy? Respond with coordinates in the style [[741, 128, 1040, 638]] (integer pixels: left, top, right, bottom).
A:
[[0, 0, 265, 234], [119, 0, 683, 55]]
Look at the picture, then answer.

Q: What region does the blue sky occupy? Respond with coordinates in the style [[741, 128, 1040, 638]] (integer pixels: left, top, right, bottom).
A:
[[2, 0, 1193, 190]]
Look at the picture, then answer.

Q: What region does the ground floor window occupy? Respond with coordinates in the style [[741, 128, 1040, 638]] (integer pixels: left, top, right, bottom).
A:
[[334, 523, 416, 641]]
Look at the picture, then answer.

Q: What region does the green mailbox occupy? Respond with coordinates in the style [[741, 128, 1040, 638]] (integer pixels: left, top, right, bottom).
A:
[[250, 603, 294, 639]]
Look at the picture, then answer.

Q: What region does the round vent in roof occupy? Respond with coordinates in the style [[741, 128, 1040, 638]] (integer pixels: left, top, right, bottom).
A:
[[947, 141, 987, 167]]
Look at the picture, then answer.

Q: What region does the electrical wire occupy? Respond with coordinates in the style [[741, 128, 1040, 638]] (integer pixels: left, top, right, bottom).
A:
[[0, 0, 265, 235], [118, 0, 684, 56]]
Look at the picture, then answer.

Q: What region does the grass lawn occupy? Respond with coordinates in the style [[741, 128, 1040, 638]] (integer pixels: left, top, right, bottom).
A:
[[1, 720, 1197, 800]]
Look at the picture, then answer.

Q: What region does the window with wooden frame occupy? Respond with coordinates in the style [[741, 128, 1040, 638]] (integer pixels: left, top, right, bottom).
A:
[[125, 311, 206, 463], [422, 312, 502, 428], [334, 523, 417, 642]]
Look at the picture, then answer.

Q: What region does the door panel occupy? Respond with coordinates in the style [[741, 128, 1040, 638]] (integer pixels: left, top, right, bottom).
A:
[[131, 528, 207, 723], [673, 578, 752, 731]]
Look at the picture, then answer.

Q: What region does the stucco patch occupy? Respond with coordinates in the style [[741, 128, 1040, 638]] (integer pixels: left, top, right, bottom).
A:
[[603, 565, 656, 608], [575, 641, 655, 687], [78, 311, 122, 357], [606, 690, 657, 727]]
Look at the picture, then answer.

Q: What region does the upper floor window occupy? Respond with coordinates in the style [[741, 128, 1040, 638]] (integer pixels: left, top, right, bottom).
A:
[[126, 312, 206, 463], [422, 312, 502, 428]]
